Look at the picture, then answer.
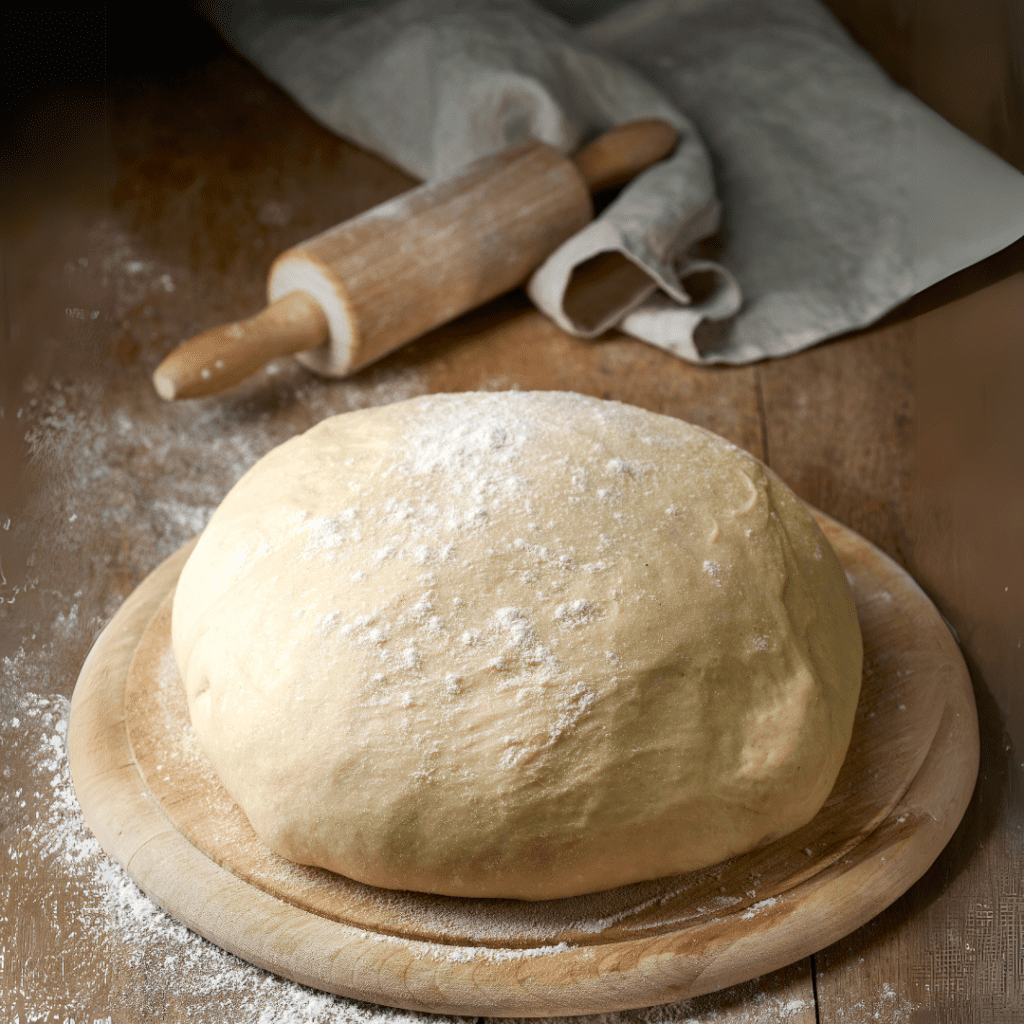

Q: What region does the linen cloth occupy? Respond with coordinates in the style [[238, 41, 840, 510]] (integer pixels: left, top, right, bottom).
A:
[[205, 0, 1024, 365]]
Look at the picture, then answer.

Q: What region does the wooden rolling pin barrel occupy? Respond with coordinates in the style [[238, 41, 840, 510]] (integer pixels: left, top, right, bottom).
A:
[[152, 119, 678, 400]]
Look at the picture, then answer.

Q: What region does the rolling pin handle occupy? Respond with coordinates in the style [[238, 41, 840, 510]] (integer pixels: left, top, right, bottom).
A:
[[572, 118, 679, 195], [152, 290, 329, 401]]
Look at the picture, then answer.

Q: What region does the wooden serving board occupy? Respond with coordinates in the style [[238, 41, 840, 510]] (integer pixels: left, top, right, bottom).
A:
[[68, 511, 978, 1018]]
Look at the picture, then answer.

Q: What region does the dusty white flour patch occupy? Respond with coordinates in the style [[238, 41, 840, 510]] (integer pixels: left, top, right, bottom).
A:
[[0, 673, 455, 1023], [1, 364, 445, 1021], [0, 624, 861, 1024], [740, 897, 779, 920], [6, 363, 427, 636], [2, 654, 829, 1024], [430, 941, 578, 963]]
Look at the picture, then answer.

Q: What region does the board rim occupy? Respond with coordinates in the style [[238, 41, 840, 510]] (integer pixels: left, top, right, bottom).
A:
[[68, 513, 979, 1017]]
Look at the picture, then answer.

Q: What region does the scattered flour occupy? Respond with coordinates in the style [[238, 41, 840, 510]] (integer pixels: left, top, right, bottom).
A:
[[0, 683, 447, 1022], [0, 365, 914, 1021], [1, 360, 435, 1021], [740, 897, 779, 921], [1, 662, 845, 1023], [6, 660, 910, 1024]]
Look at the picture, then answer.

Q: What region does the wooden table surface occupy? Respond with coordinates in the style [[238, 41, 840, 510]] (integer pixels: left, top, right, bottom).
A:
[[2, 4, 1022, 1022]]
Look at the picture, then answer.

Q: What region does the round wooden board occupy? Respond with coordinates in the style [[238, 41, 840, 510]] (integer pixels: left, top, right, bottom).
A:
[[69, 511, 978, 1018]]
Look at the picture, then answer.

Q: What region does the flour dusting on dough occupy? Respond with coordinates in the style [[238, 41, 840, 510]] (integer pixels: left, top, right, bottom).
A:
[[171, 392, 862, 901]]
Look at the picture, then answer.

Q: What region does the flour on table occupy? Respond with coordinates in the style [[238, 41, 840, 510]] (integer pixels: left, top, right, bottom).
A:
[[1, 355, 435, 1021], [3, 358, 872, 1020]]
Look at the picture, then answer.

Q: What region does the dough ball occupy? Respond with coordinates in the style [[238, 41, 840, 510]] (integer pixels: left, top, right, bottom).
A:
[[171, 391, 862, 900]]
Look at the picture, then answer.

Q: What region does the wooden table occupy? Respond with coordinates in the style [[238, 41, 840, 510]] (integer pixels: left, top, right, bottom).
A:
[[2, 5, 1021, 1022]]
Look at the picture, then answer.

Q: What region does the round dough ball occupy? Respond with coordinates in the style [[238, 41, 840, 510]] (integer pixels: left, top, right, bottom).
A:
[[171, 391, 862, 901]]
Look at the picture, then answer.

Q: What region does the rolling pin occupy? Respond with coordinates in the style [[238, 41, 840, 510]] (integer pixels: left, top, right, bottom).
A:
[[152, 119, 677, 400]]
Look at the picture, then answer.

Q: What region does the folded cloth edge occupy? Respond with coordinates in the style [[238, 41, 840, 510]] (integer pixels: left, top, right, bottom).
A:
[[200, 0, 738, 368]]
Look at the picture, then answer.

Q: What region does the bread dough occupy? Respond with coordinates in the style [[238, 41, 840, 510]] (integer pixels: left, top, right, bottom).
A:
[[171, 391, 862, 900]]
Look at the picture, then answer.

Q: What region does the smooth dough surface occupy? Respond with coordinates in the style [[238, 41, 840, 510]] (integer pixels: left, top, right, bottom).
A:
[[172, 391, 862, 900]]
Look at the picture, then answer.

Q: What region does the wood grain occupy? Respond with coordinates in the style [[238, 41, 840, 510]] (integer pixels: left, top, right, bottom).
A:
[[152, 290, 329, 400], [6, 2, 1023, 1017], [758, 275, 1024, 1023], [69, 511, 977, 1017], [268, 141, 592, 379]]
